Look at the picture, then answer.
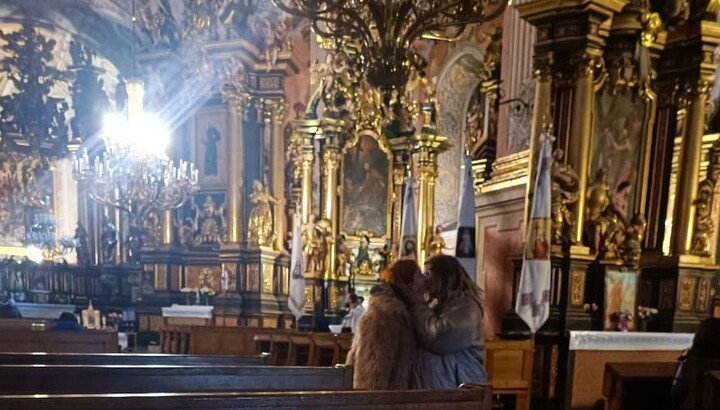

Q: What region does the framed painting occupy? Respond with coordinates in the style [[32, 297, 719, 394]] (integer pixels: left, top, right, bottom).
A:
[[590, 86, 655, 222], [604, 268, 638, 331], [340, 130, 392, 239], [189, 106, 230, 187]]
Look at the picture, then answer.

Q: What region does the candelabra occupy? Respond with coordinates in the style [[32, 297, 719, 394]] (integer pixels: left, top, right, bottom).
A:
[[73, 79, 198, 229], [274, 0, 508, 104]]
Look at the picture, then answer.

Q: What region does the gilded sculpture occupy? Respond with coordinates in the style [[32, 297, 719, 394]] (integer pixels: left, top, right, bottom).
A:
[[247, 180, 277, 248], [336, 234, 354, 278], [585, 169, 611, 254], [618, 214, 647, 266], [301, 215, 331, 275], [192, 195, 228, 246], [426, 225, 451, 257], [691, 179, 714, 256], [551, 149, 580, 245]]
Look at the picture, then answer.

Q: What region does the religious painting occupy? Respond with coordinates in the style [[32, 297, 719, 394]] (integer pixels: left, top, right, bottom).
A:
[[341, 131, 392, 238], [604, 269, 638, 331], [190, 106, 229, 186], [590, 89, 651, 222], [0, 153, 54, 247], [177, 192, 228, 247], [456, 227, 477, 258]]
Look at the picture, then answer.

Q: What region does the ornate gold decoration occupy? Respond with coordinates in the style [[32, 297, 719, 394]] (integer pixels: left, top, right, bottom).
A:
[[679, 277, 696, 311], [180, 195, 228, 246], [551, 149, 580, 245], [691, 140, 720, 256], [246, 264, 260, 292], [585, 169, 612, 255], [262, 263, 274, 293], [301, 215, 331, 276], [640, 13, 662, 48], [618, 214, 647, 267], [275, 0, 507, 104], [286, 130, 304, 184], [154, 264, 168, 291], [425, 225, 450, 258], [570, 270, 585, 306], [247, 180, 277, 248]]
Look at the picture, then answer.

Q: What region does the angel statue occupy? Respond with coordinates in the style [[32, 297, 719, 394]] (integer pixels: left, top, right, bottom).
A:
[[426, 225, 452, 257], [301, 214, 322, 274], [247, 180, 277, 248]]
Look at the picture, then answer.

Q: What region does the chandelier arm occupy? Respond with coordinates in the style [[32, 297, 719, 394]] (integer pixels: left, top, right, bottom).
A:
[[271, 0, 346, 22]]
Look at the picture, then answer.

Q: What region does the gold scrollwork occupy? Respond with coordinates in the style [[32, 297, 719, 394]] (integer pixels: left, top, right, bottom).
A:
[[679, 277, 696, 311], [571, 270, 585, 306], [551, 149, 580, 245]]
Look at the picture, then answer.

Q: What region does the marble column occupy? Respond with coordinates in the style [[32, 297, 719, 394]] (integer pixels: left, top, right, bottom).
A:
[[293, 119, 321, 224], [389, 138, 410, 248], [267, 99, 287, 251], [52, 158, 78, 263]]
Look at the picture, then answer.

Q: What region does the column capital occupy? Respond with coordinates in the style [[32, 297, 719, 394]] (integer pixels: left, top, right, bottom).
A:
[[222, 90, 252, 120]]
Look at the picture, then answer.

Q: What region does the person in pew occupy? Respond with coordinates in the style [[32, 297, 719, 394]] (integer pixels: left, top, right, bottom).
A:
[[50, 312, 83, 331], [400, 254, 487, 389], [341, 293, 365, 333], [671, 317, 720, 409], [346, 260, 419, 389], [0, 299, 21, 319]]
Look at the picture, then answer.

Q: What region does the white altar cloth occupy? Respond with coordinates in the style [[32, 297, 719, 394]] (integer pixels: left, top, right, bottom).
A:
[[569, 331, 694, 351], [161, 304, 213, 319]]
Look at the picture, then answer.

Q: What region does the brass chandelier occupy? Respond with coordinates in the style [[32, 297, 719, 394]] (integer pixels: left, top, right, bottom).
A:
[[274, 0, 508, 102]]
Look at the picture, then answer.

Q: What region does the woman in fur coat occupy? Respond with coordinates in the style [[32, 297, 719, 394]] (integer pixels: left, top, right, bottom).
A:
[[345, 260, 419, 390]]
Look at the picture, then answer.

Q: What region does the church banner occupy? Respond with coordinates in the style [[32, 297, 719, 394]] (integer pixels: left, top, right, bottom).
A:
[[289, 213, 305, 321], [455, 155, 477, 280], [400, 175, 417, 260]]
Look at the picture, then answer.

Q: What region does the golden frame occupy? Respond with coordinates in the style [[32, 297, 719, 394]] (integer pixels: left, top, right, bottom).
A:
[[590, 75, 657, 223], [339, 128, 394, 241]]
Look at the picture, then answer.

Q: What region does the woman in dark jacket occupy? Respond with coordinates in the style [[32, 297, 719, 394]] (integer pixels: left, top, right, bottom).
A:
[[671, 317, 720, 409], [402, 255, 487, 389]]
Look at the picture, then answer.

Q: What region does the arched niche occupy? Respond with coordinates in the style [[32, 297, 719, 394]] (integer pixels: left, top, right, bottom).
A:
[[435, 45, 486, 229]]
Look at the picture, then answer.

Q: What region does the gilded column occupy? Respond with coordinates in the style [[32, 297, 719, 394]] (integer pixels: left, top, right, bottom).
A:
[[292, 119, 320, 224], [412, 105, 449, 266], [389, 138, 410, 247], [161, 210, 173, 245], [672, 79, 713, 254], [523, 55, 553, 228], [567, 51, 599, 245], [319, 118, 345, 280], [222, 91, 249, 244], [266, 99, 287, 250]]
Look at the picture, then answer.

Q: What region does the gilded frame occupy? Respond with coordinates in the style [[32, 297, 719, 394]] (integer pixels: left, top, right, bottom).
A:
[[339, 129, 393, 241], [590, 76, 657, 223]]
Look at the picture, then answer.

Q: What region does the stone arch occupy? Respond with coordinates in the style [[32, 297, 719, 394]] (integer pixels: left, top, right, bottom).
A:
[[434, 45, 486, 229]]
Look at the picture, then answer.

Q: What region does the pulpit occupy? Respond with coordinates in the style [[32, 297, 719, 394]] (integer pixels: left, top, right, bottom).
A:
[[161, 305, 213, 326]]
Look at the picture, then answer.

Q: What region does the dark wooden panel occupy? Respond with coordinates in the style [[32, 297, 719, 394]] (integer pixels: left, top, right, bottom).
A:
[[0, 365, 353, 394], [0, 353, 270, 366], [0, 329, 118, 353], [0, 385, 492, 410]]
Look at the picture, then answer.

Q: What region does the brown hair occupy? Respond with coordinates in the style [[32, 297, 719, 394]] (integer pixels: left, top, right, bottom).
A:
[[381, 259, 420, 290], [425, 255, 482, 310]]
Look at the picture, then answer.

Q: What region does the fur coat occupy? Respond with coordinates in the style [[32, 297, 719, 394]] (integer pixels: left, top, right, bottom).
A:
[[346, 284, 416, 390]]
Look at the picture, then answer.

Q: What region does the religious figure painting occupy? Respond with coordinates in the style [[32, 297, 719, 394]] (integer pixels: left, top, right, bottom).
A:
[[341, 133, 390, 237], [604, 269, 638, 331], [590, 89, 648, 222], [192, 107, 228, 185]]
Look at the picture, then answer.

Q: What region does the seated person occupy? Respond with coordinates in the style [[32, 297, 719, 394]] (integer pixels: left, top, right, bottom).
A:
[[50, 312, 83, 331], [0, 300, 21, 319]]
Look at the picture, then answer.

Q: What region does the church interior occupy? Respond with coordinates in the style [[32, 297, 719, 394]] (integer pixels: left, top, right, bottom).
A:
[[1, 0, 720, 409]]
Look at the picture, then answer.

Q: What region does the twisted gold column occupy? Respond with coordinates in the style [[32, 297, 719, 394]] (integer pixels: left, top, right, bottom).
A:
[[320, 118, 346, 280]]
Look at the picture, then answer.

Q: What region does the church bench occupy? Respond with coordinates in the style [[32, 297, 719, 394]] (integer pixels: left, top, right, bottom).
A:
[[602, 361, 678, 410], [485, 339, 533, 410], [287, 333, 314, 366], [0, 383, 492, 409], [0, 328, 119, 353], [0, 364, 353, 394], [0, 352, 271, 366], [310, 333, 341, 366], [703, 371, 720, 410]]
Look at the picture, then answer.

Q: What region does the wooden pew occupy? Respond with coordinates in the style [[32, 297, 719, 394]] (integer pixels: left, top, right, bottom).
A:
[[602, 361, 678, 410], [702, 371, 720, 410], [311, 333, 341, 366], [0, 329, 118, 353], [0, 383, 493, 410], [287, 333, 314, 366], [0, 364, 353, 394], [0, 352, 271, 366], [485, 339, 533, 410]]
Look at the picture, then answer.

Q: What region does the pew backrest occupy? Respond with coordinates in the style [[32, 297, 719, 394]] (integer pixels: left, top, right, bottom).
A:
[[0, 364, 353, 394], [0, 329, 118, 353], [0, 383, 492, 409], [0, 352, 271, 366], [602, 361, 679, 410]]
